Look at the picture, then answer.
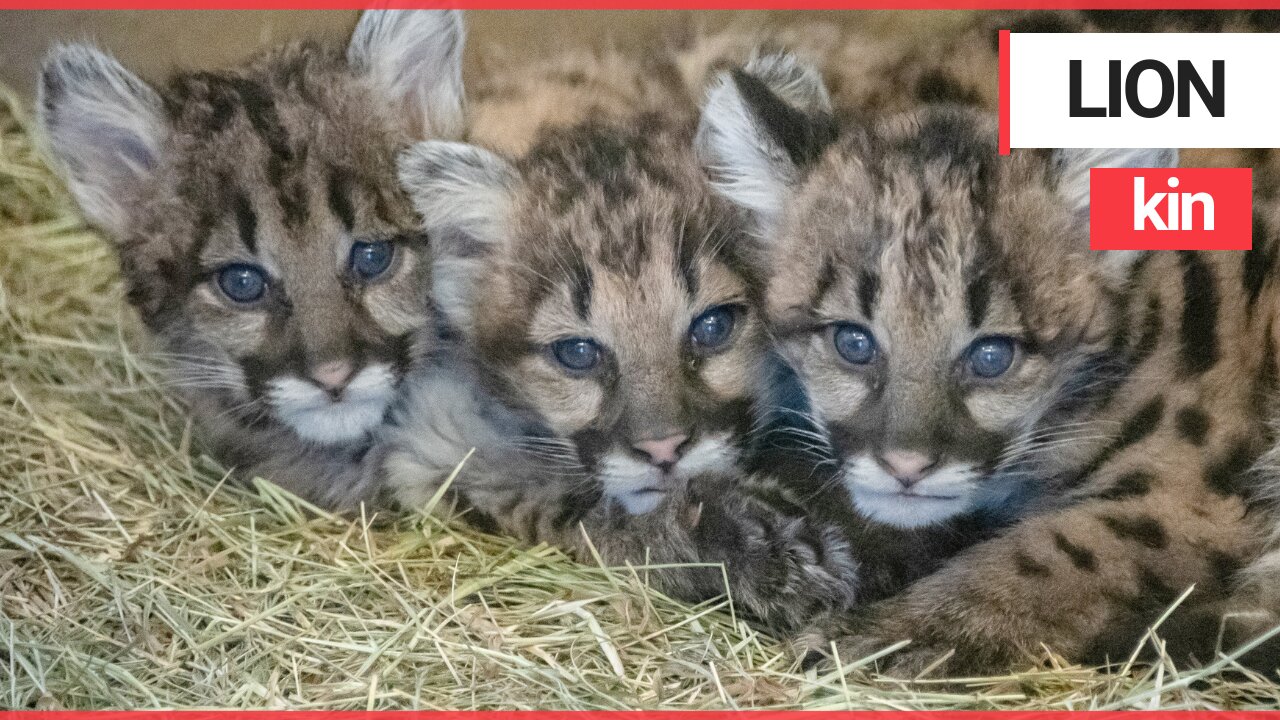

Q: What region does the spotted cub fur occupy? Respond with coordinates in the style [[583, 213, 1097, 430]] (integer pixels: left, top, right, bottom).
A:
[[379, 81, 875, 627], [31, 11, 929, 514], [1175, 193, 1280, 672], [37, 11, 466, 509], [373, 54, 1007, 631], [699, 64, 1280, 673]]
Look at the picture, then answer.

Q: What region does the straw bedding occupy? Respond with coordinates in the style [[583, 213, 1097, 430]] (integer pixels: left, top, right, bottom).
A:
[[2, 85, 1279, 709]]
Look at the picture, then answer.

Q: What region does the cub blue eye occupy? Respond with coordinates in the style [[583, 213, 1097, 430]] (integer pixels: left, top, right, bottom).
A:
[[689, 305, 737, 353], [833, 323, 876, 365], [216, 264, 267, 303], [551, 338, 603, 373], [968, 336, 1018, 378], [349, 240, 394, 280]]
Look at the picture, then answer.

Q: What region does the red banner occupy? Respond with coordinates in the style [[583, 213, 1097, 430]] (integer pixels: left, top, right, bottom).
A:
[[1090, 167, 1253, 251]]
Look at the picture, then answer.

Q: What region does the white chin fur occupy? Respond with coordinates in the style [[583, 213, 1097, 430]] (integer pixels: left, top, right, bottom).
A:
[[599, 454, 666, 514], [598, 434, 737, 515], [268, 364, 397, 444], [843, 456, 978, 529]]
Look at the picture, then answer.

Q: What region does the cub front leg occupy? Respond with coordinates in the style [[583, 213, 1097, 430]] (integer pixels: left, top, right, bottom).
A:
[[802, 492, 1260, 676], [481, 472, 864, 632], [381, 368, 862, 630], [669, 474, 865, 630], [384, 418, 861, 629]]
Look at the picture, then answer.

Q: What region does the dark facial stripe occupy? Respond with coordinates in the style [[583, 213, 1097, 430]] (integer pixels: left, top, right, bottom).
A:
[[234, 193, 258, 253], [678, 251, 700, 298], [223, 77, 291, 159], [272, 155, 310, 230], [570, 262, 594, 322], [1053, 532, 1097, 571], [327, 166, 356, 231], [810, 257, 837, 310], [568, 428, 610, 471], [235, 78, 308, 229], [857, 269, 880, 319], [1177, 251, 1219, 377], [965, 270, 991, 327], [1174, 406, 1211, 445], [183, 73, 312, 232], [1100, 514, 1168, 549], [186, 205, 217, 275]]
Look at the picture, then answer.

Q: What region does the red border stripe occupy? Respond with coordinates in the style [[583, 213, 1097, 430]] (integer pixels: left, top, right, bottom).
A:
[[5, 0, 1280, 8], [999, 28, 1010, 156]]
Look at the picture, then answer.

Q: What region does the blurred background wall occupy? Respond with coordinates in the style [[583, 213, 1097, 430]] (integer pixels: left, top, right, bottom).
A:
[[0, 11, 973, 98]]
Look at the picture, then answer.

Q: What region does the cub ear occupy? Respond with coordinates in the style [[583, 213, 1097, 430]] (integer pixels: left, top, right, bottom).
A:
[[695, 52, 836, 233], [348, 10, 466, 140], [1052, 147, 1178, 280], [398, 140, 516, 332], [37, 44, 168, 237]]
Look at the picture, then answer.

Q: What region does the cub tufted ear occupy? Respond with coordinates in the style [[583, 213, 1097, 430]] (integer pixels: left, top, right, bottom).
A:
[[695, 52, 836, 234], [348, 10, 466, 140], [398, 140, 516, 332], [1052, 147, 1178, 281], [37, 44, 168, 238]]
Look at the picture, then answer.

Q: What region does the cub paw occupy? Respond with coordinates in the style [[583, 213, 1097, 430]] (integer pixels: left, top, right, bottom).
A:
[[742, 519, 863, 630], [796, 612, 953, 679]]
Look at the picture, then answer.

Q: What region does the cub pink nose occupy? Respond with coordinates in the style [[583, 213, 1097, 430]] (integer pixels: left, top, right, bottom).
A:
[[876, 449, 939, 488], [633, 434, 689, 470], [309, 359, 354, 395]]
